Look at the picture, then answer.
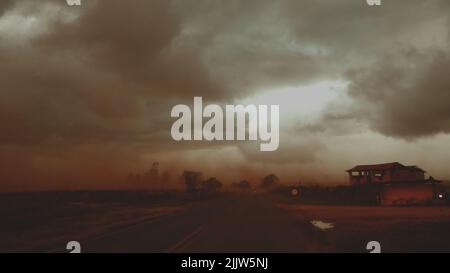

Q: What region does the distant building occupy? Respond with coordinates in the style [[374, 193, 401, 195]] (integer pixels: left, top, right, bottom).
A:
[[346, 162, 445, 205], [346, 162, 425, 185]]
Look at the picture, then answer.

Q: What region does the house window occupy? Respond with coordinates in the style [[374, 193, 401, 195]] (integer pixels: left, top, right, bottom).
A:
[[374, 172, 382, 177]]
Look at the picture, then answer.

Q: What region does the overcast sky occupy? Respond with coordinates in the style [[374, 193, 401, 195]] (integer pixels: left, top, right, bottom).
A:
[[1, 0, 450, 191]]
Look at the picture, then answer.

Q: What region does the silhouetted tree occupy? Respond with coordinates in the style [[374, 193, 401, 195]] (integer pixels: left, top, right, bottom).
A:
[[144, 162, 160, 187], [202, 177, 223, 193], [261, 174, 279, 188], [181, 171, 203, 193], [161, 171, 171, 189], [234, 180, 251, 191]]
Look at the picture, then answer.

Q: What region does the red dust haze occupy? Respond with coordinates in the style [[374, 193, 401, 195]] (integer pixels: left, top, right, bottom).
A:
[[1, 0, 450, 191]]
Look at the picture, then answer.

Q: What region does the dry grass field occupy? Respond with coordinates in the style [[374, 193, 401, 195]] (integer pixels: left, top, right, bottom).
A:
[[279, 203, 450, 252]]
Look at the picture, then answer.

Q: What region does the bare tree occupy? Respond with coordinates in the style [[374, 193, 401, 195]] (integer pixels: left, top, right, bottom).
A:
[[202, 177, 223, 193], [144, 162, 160, 188], [261, 174, 279, 189], [181, 171, 203, 193], [161, 171, 171, 190], [232, 180, 251, 191]]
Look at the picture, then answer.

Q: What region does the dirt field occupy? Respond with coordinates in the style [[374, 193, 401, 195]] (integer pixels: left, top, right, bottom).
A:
[[278, 202, 450, 252], [0, 191, 195, 252], [3, 191, 450, 253]]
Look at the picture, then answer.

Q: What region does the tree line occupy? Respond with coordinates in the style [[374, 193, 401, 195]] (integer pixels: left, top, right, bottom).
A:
[[128, 162, 281, 193]]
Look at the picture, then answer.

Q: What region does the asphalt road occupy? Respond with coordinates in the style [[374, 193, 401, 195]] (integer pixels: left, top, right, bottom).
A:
[[73, 194, 332, 253]]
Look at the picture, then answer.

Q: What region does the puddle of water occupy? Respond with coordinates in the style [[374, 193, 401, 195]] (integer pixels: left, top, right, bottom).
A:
[[310, 220, 334, 231]]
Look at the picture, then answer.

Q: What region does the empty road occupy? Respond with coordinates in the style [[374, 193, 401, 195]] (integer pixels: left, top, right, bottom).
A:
[[71, 194, 332, 253]]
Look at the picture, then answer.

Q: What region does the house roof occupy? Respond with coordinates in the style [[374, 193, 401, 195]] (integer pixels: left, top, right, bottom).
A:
[[406, 165, 426, 173], [346, 162, 425, 173]]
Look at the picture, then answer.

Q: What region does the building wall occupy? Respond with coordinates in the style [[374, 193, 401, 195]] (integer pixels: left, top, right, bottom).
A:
[[390, 169, 424, 182], [349, 175, 364, 185], [349, 169, 424, 185], [349, 171, 378, 185], [380, 184, 434, 205]]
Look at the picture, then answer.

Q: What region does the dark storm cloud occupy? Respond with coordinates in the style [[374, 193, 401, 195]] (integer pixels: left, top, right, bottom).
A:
[[1, 0, 450, 189], [193, 0, 340, 94], [277, 0, 450, 140], [33, 0, 224, 99], [346, 48, 450, 139], [0, 0, 191, 189], [0, 0, 219, 149], [0, 0, 14, 15]]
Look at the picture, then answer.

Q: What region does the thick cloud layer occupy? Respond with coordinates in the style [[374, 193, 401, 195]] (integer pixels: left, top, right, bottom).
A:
[[347, 48, 450, 138], [1, 0, 450, 190]]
